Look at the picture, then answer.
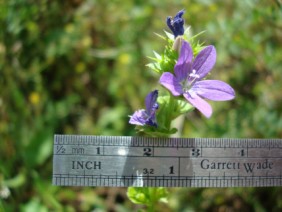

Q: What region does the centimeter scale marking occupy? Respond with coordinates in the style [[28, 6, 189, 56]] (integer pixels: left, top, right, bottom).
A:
[[52, 135, 282, 187]]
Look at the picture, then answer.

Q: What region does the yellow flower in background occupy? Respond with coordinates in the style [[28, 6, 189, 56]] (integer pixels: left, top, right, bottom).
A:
[[75, 62, 86, 73], [29, 92, 40, 105], [65, 24, 75, 33], [0, 43, 6, 54], [82, 36, 92, 48], [118, 53, 131, 65]]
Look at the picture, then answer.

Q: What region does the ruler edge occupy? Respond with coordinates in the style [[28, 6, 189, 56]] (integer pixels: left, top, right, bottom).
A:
[[52, 135, 282, 187], [53, 134, 282, 148]]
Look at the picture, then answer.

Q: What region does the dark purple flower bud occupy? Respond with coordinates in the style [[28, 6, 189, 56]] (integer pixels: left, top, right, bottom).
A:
[[166, 10, 185, 38]]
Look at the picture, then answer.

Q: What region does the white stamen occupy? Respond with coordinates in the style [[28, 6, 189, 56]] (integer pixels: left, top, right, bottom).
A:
[[189, 69, 200, 79]]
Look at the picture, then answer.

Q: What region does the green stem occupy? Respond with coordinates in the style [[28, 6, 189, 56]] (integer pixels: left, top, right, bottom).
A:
[[147, 203, 155, 212], [147, 188, 157, 212], [163, 93, 176, 130], [0, 200, 4, 212]]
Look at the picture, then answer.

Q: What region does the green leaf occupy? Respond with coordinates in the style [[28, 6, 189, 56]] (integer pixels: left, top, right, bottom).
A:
[[127, 187, 150, 205], [20, 197, 48, 212], [153, 51, 162, 60], [3, 172, 26, 188], [164, 30, 174, 41], [174, 98, 194, 115], [146, 63, 161, 73], [23, 129, 53, 168], [147, 30, 178, 74], [153, 187, 169, 203], [158, 95, 194, 119], [127, 187, 168, 206], [135, 125, 177, 137], [153, 32, 166, 40]]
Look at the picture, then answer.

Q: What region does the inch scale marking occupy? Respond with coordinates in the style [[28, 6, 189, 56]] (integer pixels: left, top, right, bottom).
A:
[[52, 135, 282, 187]]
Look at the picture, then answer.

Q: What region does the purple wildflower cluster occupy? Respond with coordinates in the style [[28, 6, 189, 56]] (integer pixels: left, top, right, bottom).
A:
[[129, 10, 235, 127], [160, 41, 235, 118]]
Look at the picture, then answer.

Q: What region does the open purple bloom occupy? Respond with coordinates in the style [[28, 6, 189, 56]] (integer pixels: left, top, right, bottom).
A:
[[129, 90, 159, 127], [159, 41, 235, 118], [166, 10, 185, 38]]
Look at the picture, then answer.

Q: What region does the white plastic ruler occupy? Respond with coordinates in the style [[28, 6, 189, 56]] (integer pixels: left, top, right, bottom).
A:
[[52, 135, 282, 187]]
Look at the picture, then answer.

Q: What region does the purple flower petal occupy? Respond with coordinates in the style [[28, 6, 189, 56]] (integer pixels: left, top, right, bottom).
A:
[[174, 41, 193, 81], [192, 45, 216, 79], [159, 72, 183, 96], [174, 9, 185, 19], [129, 90, 159, 127], [145, 90, 158, 114], [159, 40, 235, 119], [183, 92, 212, 118], [191, 80, 235, 101], [129, 110, 147, 126]]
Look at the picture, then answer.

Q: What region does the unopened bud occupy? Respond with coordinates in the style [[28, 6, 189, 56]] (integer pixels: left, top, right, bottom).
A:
[[172, 36, 184, 53]]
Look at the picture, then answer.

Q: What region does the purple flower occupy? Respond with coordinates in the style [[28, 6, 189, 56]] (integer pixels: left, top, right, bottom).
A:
[[159, 41, 235, 118], [129, 90, 159, 127], [166, 10, 185, 38]]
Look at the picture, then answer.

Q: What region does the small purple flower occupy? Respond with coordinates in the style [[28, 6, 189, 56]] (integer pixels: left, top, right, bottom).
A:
[[159, 41, 235, 118], [166, 10, 185, 38], [129, 90, 159, 127]]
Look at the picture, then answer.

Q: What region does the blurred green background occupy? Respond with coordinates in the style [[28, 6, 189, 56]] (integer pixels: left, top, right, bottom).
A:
[[1, 0, 282, 211]]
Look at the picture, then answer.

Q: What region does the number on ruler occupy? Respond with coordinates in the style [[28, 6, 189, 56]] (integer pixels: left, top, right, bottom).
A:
[[96, 147, 101, 155], [240, 149, 245, 157], [143, 148, 152, 156], [169, 166, 174, 174], [143, 168, 154, 175], [192, 148, 200, 157], [56, 146, 66, 154]]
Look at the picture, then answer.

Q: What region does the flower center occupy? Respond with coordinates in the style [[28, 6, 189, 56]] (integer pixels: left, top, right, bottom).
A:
[[180, 69, 199, 93], [180, 80, 190, 92]]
